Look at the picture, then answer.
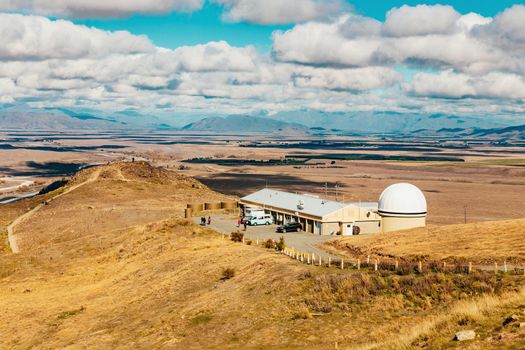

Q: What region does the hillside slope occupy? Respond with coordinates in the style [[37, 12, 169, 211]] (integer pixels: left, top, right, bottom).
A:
[[1, 162, 525, 349], [325, 219, 525, 265]]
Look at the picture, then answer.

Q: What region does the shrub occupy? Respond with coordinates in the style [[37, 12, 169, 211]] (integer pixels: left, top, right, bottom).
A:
[[221, 267, 235, 280], [262, 239, 276, 249], [276, 236, 285, 251], [191, 314, 213, 325], [230, 231, 244, 242], [292, 306, 312, 320]]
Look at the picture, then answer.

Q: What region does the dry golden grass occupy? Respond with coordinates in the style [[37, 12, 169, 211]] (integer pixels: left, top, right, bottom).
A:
[[325, 219, 525, 265], [1, 162, 525, 349]]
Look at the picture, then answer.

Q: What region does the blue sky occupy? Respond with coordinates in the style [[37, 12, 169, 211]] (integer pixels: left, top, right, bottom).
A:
[[74, 1, 520, 49], [1, 1, 524, 119]]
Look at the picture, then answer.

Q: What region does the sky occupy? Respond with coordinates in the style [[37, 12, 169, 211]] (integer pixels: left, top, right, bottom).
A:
[[1, 0, 525, 120]]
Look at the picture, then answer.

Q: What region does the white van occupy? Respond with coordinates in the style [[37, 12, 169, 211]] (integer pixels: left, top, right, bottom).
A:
[[248, 214, 273, 226], [245, 207, 265, 217]]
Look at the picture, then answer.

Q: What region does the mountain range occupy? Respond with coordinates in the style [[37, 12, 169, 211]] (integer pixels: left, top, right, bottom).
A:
[[0, 105, 523, 139]]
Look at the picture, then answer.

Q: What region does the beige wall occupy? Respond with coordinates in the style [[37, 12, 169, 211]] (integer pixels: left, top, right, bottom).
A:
[[324, 205, 380, 223], [355, 220, 382, 234], [321, 222, 340, 236], [381, 216, 426, 233]]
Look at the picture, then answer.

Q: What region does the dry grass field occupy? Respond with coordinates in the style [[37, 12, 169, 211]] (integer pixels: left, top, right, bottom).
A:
[[324, 219, 525, 265], [1, 162, 525, 349]]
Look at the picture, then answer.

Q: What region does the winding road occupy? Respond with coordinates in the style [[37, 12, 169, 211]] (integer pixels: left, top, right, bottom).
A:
[[6, 170, 100, 254]]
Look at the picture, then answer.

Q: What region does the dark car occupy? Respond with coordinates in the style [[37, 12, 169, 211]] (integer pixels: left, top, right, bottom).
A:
[[276, 222, 302, 233]]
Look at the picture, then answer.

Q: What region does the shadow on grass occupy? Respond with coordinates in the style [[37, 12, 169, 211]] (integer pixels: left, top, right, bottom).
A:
[[0, 161, 87, 177]]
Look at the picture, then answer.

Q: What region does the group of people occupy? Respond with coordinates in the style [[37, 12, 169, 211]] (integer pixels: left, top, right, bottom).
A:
[[236, 218, 248, 231], [200, 216, 211, 226]]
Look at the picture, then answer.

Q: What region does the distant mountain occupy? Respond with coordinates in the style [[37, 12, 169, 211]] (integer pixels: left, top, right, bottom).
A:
[[0, 106, 177, 130], [468, 125, 525, 140], [265, 110, 518, 134], [181, 115, 308, 133]]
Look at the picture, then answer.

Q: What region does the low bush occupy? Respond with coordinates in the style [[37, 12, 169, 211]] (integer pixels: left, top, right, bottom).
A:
[[276, 236, 285, 251], [230, 231, 244, 242], [221, 267, 235, 280], [262, 239, 276, 249], [292, 306, 312, 320]]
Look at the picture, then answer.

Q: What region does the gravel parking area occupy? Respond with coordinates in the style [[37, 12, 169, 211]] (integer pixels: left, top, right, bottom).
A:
[[193, 215, 337, 259]]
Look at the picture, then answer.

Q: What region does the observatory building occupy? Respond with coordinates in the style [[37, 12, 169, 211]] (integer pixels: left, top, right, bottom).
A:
[[239, 183, 427, 236], [378, 183, 427, 232]]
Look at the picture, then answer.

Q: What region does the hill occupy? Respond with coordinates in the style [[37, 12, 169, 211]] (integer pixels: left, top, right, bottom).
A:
[[1, 162, 525, 349], [266, 110, 516, 134], [324, 219, 525, 265], [182, 115, 308, 133], [469, 125, 525, 140], [0, 106, 178, 130]]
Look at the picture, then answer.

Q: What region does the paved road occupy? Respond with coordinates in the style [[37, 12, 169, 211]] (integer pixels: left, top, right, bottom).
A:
[[194, 215, 338, 259]]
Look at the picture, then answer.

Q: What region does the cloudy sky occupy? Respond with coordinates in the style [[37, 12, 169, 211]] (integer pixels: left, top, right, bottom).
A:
[[1, 0, 524, 119]]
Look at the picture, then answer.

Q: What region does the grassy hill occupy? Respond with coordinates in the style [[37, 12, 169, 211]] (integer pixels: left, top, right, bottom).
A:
[[324, 219, 525, 265], [1, 162, 525, 349]]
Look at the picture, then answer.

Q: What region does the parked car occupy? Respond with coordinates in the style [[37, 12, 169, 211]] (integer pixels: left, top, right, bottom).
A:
[[276, 222, 302, 233], [248, 215, 273, 226]]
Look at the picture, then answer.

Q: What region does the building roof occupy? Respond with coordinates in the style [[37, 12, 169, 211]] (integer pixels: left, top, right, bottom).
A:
[[378, 183, 427, 216], [240, 188, 349, 218]]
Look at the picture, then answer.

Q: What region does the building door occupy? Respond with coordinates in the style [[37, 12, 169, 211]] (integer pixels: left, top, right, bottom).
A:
[[307, 219, 314, 233], [345, 224, 354, 236]]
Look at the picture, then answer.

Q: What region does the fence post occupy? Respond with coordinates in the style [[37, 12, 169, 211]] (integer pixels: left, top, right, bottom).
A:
[[374, 259, 378, 272], [443, 261, 447, 270], [340, 259, 344, 270], [256, 237, 259, 245], [307, 254, 311, 264], [312, 253, 316, 262], [418, 261, 423, 274], [495, 262, 498, 274], [504, 260, 508, 273], [468, 262, 472, 274], [328, 257, 331, 268], [367, 255, 370, 265], [357, 258, 361, 270], [395, 260, 399, 271], [319, 256, 322, 267]]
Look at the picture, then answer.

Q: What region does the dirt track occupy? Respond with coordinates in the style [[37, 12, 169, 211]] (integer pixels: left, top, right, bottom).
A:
[[6, 169, 101, 253]]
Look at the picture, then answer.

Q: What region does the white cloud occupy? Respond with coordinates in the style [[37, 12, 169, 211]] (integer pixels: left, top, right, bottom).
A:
[[272, 7, 523, 75], [0, 0, 203, 18], [0, 14, 154, 60], [214, 0, 346, 24], [272, 16, 381, 67], [383, 5, 461, 37], [409, 70, 525, 100], [292, 66, 401, 91]]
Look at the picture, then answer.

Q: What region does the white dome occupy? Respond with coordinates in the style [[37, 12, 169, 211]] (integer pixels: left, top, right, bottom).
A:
[[378, 183, 427, 217]]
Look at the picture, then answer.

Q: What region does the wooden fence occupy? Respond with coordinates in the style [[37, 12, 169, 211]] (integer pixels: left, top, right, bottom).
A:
[[281, 247, 525, 275]]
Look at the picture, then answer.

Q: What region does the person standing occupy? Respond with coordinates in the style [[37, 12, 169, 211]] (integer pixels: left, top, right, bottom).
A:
[[236, 218, 241, 228], [207, 216, 211, 225], [243, 221, 247, 231]]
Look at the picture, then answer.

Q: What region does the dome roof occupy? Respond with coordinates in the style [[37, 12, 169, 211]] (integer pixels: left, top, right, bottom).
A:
[[378, 183, 427, 217]]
